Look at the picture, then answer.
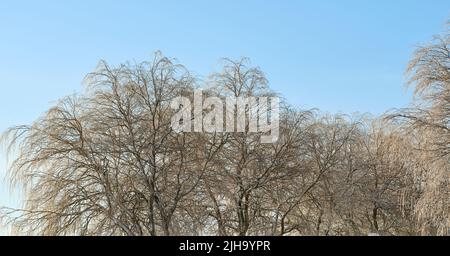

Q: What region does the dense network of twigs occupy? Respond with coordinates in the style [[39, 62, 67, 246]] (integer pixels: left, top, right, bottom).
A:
[[0, 28, 448, 236]]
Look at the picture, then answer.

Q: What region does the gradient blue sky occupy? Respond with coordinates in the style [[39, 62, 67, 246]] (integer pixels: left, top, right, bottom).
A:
[[0, 0, 449, 232]]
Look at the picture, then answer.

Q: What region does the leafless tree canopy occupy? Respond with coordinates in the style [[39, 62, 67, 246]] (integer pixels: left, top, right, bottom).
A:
[[1, 27, 449, 236]]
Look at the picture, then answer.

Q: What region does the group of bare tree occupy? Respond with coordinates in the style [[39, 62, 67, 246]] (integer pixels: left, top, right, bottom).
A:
[[0, 28, 448, 236]]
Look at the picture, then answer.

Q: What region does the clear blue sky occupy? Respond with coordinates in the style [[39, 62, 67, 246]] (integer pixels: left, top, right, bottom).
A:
[[0, 0, 449, 232]]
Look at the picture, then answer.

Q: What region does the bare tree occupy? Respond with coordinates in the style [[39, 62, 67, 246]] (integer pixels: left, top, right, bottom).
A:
[[388, 27, 449, 235], [0, 24, 448, 236]]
